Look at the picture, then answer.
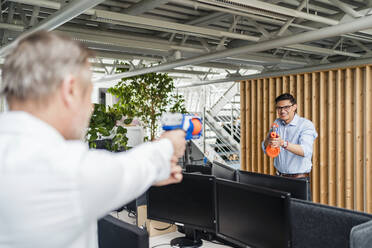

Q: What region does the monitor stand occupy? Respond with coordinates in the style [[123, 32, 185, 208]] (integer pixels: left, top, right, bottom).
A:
[[170, 227, 202, 248]]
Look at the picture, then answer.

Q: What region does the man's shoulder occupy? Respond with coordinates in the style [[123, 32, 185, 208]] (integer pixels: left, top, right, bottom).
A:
[[298, 116, 315, 126], [297, 116, 317, 135]]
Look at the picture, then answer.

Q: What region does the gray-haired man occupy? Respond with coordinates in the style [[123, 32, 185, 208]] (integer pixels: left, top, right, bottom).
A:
[[0, 31, 185, 248]]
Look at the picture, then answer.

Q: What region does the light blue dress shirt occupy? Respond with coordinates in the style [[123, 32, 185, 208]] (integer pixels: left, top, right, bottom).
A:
[[262, 114, 318, 174]]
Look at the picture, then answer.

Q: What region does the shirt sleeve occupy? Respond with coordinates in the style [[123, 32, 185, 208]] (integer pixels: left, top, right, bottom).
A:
[[299, 121, 318, 158], [261, 141, 267, 154], [73, 138, 174, 220]]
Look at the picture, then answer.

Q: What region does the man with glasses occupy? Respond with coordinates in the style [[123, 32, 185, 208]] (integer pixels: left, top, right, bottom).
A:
[[262, 93, 317, 198]]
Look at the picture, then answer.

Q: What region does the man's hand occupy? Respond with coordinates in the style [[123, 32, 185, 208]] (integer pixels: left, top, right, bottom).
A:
[[160, 130, 186, 158], [154, 130, 186, 186], [153, 164, 183, 186], [268, 137, 284, 148]]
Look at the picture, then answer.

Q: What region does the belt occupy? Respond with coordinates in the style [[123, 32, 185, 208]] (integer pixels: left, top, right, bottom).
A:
[[277, 172, 310, 178]]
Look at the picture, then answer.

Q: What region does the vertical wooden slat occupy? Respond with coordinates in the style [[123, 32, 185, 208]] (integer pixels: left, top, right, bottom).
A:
[[312, 72, 320, 203], [282, 76, 289, 93], [303, 73, 311, 120], [319, 71, 328, 204], [365, 66, 372, 213], [303, 73, 312, 193], [269, 78, 276, 175], [263, 78, 269, 174], [240, 81, 246, 171], [336, 69, 345, 208], [296, 74, 304, 117], [355, 67, 364, 211], [289, 75, 296, 96], [257, 79, 263, 173], [345, 68, 354, 210], [245, 81, 252, 172], [328, 71, 337, 206], [276, 78, 282, 97], [251, 80, 257, 172]]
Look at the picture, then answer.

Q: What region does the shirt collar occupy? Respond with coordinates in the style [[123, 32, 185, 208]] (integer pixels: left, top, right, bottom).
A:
[[0, 111, 65, 142], [281, 114, 299, 126]]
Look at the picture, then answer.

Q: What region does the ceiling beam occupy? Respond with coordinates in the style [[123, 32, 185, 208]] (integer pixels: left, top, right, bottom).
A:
[[186, 12, 228, 26], [196, 0, 339, 25], [123, 0, 170, 15], [178, 56, 372, 88], [328, 0, 363, 18], [0, 0, 104, 56], [94, 9, 260, 42], [94, 14, 372, 83], [0, 20, 347, 67]]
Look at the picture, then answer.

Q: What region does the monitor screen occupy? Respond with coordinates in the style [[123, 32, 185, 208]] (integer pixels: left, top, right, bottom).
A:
[[212, 161, 237, 181], [237, 170, 309, 200], [185, 164, 212, 175], [216, 179, 291, 248], [147, 173, 216, 232]]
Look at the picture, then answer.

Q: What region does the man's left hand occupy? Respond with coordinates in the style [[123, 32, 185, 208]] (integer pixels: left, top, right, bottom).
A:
[[153, 163, 183, 186], [269, 137, 284, 148]]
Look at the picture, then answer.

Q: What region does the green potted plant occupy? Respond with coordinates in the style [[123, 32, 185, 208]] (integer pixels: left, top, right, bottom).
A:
[[86, 68, 187, 151], [86, 103, 130, 152], [107, 67, 187, 141]]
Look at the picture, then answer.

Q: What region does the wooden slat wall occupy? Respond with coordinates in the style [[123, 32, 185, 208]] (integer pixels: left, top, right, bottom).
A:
[[240, 65, 372, 213], [0, 97, 5, 112]]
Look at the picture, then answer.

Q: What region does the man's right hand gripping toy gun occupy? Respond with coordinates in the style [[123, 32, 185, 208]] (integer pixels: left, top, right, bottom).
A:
[[161, 113, 202, 140], [266, 123, 280, 158]]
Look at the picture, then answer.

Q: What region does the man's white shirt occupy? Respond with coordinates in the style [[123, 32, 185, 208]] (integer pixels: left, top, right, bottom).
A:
[[0, 111, 173, 248]]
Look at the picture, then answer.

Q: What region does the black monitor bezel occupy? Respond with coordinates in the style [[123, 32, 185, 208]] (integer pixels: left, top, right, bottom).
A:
[[212, 160, 237, 181], [147, 172, 217, 233], [215, 178, 292, 248], [185, 164, 212, 175], [237, 170, 309, 200]]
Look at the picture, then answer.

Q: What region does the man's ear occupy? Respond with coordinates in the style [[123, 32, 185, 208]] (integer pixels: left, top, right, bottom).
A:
[[60, 75, 76, 108], [293, 103, 298, 112]]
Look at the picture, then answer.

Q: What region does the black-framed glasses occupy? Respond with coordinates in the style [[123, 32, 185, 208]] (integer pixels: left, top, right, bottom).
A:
[[276, 104, 293, 112]]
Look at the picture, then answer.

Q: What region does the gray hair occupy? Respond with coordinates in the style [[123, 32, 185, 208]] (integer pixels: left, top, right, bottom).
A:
[[0, 31, 93, 101]]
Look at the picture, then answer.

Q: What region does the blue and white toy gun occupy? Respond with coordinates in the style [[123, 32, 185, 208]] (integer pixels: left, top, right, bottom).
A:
[[161, 113, 202, 140]]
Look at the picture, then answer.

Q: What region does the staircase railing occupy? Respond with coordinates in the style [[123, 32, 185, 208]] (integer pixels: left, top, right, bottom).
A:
[[184, 83, 241, 167]]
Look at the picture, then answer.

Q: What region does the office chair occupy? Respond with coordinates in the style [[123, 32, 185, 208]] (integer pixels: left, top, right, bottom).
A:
[[350, 220, 372, 248]]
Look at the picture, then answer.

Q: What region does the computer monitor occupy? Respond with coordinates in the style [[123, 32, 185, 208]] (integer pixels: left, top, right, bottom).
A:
[[185, 164, 212, 175], [98, 215, 148, 248], [212, 161, 237, 181], [216, 179, 292, 248], [237, 170, 309, 200], [147, 173, 216, 247]]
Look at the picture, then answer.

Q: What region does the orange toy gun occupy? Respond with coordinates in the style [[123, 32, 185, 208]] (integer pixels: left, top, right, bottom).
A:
[[266, 123, 280, 158]]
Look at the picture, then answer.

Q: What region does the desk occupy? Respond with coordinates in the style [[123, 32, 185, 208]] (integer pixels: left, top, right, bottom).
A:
[[150, 231, 232, 248], [114, 211, 233, 247]]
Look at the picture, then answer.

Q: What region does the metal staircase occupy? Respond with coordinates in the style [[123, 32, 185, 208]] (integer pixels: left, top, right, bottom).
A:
[[183, 82, 241, 169], [210, 83, 240, 116], [204, 104, 240, 169]]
